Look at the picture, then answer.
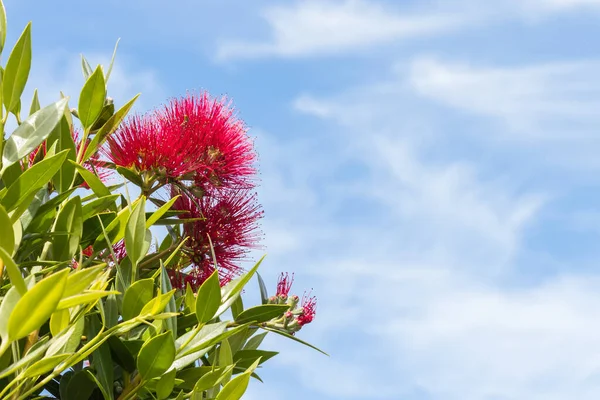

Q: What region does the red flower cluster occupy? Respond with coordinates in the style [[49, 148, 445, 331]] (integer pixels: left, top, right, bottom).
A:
[[171, 187, 263, 289], [107, 92, 255, 188], [276, 272, 294, 298], [266, 272, 317, 332], [107, 91, 262, 289], [297, 293, 317, 326]]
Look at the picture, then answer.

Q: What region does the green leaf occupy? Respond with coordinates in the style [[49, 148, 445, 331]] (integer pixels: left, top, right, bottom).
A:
[[177, 323, 250, 359], [262, 327, 329, 356], [125, 196, 147, 268], [215, 370, 252, 400], [59, 371, 74, 400], [105, 289, 118, 328], [233, 350, 278, 369], [243, 332, 268, 350], [235, 304, 289, 325], [78, 65, 106, 129], [1, 98, 68, 172], [139, 289, 175, 316], [195, 270, 221, 324], [157, 368, 177, 400], [0, 284, 21, 342], [0, 246, 26, 295], [3, 22, 31, 113], [82, 194, 119, 220], [0, 337, 50, 379], [88, 315, 114, 400], [0, 0, 6, 54], [146, 195, 179, 228], [185, 283, 196, 313], [63, 264, 104, 298], [49, 308, 70, 336], [8, 269, 69, 340], [218, 339, 233, 384], [160, 264, 178, 334], [191, 365, 235, 398], [256, 272, 269, 305], [82, 94, 139, 162], [1, 149, 69, 212], [22, 354, 70, 378], [29, 88, 40, 115], [65, 369, 97, 400], [122, 278, 154, 320], [47, 312, 85, 357], [222, 255, 266, 301], [107, 336, 136, 373], [138, 331, 176, 380], [47, 116, 76, 193], [52, 196, 83, 261], [57, 290, 118, 310], [0, 204, 14, 255], [70, 160, 111, 197], [231, 296, 243, 319], [80, 54, 93, 80], [105, 38, 120, 83]]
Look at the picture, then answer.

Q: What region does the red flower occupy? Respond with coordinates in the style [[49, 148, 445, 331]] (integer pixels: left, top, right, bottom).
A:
[[172, 187, 263, 287], [106, 92, 256, 190], [158, 92, 256, 189], [276, 272, 294, 298], [297, 293, 317, 326], [106, 113, 207, 179]]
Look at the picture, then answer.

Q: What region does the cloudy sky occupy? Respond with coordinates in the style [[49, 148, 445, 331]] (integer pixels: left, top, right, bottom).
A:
[[7, 0, 600, 398]]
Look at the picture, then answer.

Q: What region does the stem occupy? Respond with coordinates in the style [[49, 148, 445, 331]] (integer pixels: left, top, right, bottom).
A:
[[117, 375, 142, 400]]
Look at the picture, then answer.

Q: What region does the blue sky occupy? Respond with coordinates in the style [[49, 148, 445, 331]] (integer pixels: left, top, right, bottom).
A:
[[6, 0, 600, 398]]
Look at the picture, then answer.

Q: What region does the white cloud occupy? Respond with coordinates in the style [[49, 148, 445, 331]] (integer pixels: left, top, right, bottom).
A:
[[408, 57, 600, 140], [216, 0, 464, 60]]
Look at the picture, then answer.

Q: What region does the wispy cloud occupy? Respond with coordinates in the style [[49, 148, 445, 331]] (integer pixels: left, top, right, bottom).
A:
[[216, 0, 465, 60]]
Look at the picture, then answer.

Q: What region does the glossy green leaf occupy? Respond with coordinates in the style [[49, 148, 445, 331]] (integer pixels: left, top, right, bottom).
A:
[[70, 160, 111, 197], [231, 296, 243, 319], [63, 264, 105, 298], [219, 339, 233, 384], [8, 269, 69, 340], [107, 336, 135, 373], [160, 264, 177, 334], [104, 289, 118, 328], [52, 196, 83, 261], [215, 370, 252, 400], [157, 368, 177, 400], [57, 290, 118, 310], [195, 270, 221, 323], [0, 246, 26, 295], [0, 0, 6, 54], [185, 283, 196, 313], [262, 327, 329, 356], [256, 272, 269, 305], [46, 316, 84, 357], [138, 331, 176, 380], [22, 354, 70, 378], [0, 284, 20, 342], [235, 304, 289, 325], [47, 116, 76, 193], [191, 365, 235, 398], [93, 198, 138, 251], [139, 289, 175, 316], [82, 94, 139, 162], [88, 315, 113, 400], [0, 337, 50, 379], [105, 38, 120, 83], [3, 22, 31, 112], [80, 54, 93, 80], [1, 98, 68, 172], [243, 332, 268, 351], [146, 195, 179, 228], [78, 65, 106, 129], [122, 278, 154, 320], [233, 350, 278, 369], [177, 323, 250, 359], [0, 204, 14, 255], [29, 88, 40, 115], [125, 196, 146, 267], [82, 194, 119, 220], [1, 149, 69, 212], [49, 308, 70, 336], [65, 369, 97, 400]]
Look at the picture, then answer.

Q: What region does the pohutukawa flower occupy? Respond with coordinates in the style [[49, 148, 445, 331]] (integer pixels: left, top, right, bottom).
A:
[[276, 272, 294, 298], [297, 293, 317, 326], [172, 187, 263, 287], [106, 113, 207, 179], [158, 92, 256, 189]]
